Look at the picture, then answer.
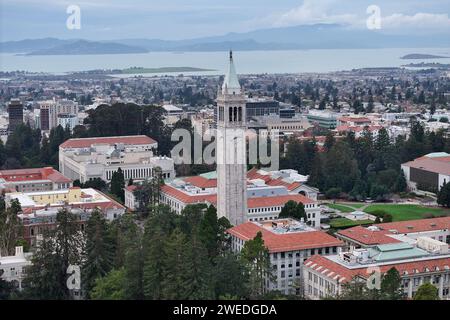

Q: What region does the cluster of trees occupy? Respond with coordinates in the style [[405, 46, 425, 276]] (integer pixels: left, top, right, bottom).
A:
[[4, 203, 277, 300], [0, 103, 191, 171], [0, 123, 69, 169], [281, 121, 450, 200], [0, 200, 25, 257]]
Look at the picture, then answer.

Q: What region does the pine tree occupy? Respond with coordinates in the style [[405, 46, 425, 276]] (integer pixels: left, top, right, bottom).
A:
[[437, 181, 450, 208], [380, 268, 404, 300], [240, 231, 273, 299], [110, 168, 125, 202], [82, 210, 114, 298], [162, 228, 189, 299], [215, 253, 249, 299], [22, 209, 82, 299], [143, 225, 167, 299], [0, 199, 23, 256], [121, 215, 144, 299], [198, 205, 220, 261], [182, 232, 215, 299]]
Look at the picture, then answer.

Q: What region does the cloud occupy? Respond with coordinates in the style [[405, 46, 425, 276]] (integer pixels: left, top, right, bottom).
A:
[[272, 0, 357, 27], [382, 13, 450, 31]]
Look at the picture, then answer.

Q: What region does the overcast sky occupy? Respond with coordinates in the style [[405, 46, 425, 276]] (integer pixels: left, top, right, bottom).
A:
[[1, 0, 449, 41]]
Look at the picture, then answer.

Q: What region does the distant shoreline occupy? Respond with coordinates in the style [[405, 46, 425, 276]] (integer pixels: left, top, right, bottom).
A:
[[400, 53, 450, 60], [72, 67, 217, 75]]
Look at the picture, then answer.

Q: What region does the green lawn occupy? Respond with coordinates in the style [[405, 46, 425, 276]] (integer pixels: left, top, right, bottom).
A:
[[326, 203, 355, 213], [329, 218, 373, 229], [342, 203, 365, 209], [364, 204, 450, 221]]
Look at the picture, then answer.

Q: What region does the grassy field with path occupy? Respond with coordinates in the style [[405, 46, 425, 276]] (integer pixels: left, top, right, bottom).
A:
[[363, 204, 450, 221]]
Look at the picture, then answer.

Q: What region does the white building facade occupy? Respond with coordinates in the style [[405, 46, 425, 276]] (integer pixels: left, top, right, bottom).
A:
[[59, 135, 175, 183]]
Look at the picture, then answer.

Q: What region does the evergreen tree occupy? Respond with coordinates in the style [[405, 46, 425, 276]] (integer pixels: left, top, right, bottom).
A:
[[22, 209, 82, 299], [162, 228, 190, 299], [380, 268, 404, 300], [214, 253, 249, 299], [0, 199, 23, 256], [437, 181, 450, 208], [278, 201, 307, 221], [82, 210, 114, 298], [110, 168, 125, 202], [414, 283, 439, 300], [90, 268, 126, 300], [240, 232, 273, 299], [122, 215, 144, 299], [324, 132, 335, 152], [198, 205, 220, 261], [143, 224, 168, 299]]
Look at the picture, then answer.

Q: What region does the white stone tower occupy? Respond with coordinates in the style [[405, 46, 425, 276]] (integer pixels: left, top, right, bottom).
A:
[[216, 51, 247, 226]]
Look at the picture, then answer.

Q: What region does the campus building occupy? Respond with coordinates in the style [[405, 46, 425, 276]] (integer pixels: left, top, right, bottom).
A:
[[401, 152, 450, 193], [5, 187, 126, 245], [304, 239, 450, 300], [157, 168, 321, 227], [228, 218, 343, 295], [336, 217, 450, 249], [0, 246, 32, 290], [59, 135, 175, 183], [0, 167, 72, 192]]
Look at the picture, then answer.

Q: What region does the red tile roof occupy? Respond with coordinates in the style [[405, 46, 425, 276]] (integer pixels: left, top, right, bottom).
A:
[[247, 168, 302, 191], [375, 216, 450, 234], [59, 135, 157, 149], [338, 217, 450, 245], [228, 221, 343, 253], [338, 226, 401, 245], [305, 254, 450, 283], [247, 194, 314, 208], [0, 167, 72, 184], [161, 184, 315, 209], [338, 116, 371, 123], [184, 176, 217, 189], [161, 184, 217, 204]]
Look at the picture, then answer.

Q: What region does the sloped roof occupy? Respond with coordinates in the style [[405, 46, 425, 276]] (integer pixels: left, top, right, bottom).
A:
[[228, 222, 343, 253]]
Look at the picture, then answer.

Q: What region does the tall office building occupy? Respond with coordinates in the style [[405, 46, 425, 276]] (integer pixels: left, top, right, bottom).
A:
[[7, 99, 23, 134]]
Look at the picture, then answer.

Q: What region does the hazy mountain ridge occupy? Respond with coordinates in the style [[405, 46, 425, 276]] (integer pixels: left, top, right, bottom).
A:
[[2, 24, 450, 55]]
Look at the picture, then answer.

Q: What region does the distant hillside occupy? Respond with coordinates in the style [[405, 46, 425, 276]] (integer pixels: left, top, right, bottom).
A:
[[401, 54, 450, 59], [25, 40, 148, 55], [0, 38, 76, 53], [2, 23, 450, 55]]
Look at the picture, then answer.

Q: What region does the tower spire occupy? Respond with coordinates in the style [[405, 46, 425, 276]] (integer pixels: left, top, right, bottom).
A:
[[222, 50, 241, 95]]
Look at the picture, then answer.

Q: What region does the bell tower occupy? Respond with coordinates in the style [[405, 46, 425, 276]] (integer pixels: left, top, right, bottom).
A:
[[216, 51, 247, 226]]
